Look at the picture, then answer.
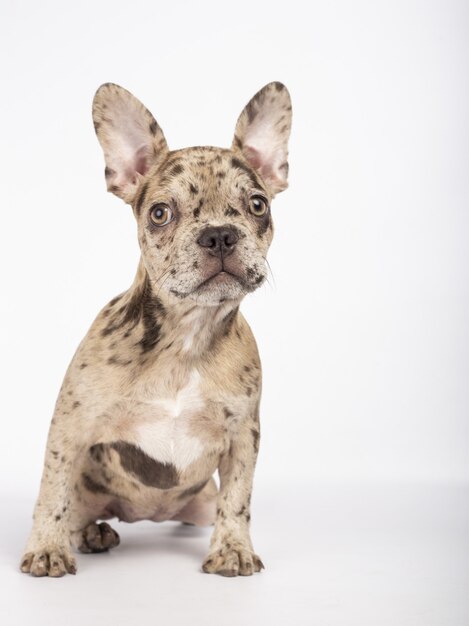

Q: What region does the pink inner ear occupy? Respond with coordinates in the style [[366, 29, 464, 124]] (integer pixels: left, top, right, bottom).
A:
[[244, 144, 278, 184], [134, 145, 151, 177], [244, 145, 263, 170]]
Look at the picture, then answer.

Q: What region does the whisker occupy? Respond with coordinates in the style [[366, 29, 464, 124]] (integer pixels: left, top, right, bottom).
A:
[[262, 257, 276, 290]]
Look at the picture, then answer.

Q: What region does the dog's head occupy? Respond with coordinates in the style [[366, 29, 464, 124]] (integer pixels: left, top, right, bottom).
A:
[[93, 82, 291, 306]]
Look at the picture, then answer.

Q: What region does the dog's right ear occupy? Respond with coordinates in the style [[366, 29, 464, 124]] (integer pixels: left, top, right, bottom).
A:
[[92, 83, 169, 204]]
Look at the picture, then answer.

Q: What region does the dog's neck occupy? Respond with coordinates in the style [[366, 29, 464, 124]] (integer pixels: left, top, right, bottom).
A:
[[126, 258, 242, 359]]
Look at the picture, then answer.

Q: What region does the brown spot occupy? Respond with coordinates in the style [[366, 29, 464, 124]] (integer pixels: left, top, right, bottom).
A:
[[149, 120, 158, 135], [189, 182, 198, 194], [72, 401, 81, 409], [110, 441, 179, 489]]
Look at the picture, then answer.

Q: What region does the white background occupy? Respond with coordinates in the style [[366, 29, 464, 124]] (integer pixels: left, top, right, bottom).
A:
[[0, 1, 468, 624]]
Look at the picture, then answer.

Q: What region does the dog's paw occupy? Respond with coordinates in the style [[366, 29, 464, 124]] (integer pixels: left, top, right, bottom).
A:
[[202, 544, 264, 577], [20, 547, 77, 577], [77, 522, 120, 554]]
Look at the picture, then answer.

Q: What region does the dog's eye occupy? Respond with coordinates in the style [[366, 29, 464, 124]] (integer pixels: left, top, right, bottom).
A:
[[150, 204, 173, 226], [249, 196, 269, 217]]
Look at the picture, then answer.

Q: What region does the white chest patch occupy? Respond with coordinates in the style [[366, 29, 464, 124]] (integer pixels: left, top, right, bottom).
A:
[[135, 370, 206, 471]]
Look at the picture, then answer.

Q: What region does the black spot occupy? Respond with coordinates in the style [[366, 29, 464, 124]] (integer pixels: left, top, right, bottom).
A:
[[177, 480, 209, 499], [104, 166, 114, 179], [89, 443, 105, 463], [251, 428, 260, 453], [223, 407, 233, 419], [193, 199, 203, 218], [108, 355, 132, 366], [222, 307, 238, 337], [233, 135, 243, 150], [170, 163, 184, 177], [137, 278, 165, 353], [55, 514, 61, 522], [225, 207, 240, 217], [149, 120, 158, 135], [135, 181, 149, 216], [216, 507, 226, 519], [256, 215, 271, 238], [231, 157, 262, 189], [109, 295, 123, 307], [82, 472, 113, 495], [110, 441, 179, 489], [102, 273, 164, 354], [189, 183, 198, 195]]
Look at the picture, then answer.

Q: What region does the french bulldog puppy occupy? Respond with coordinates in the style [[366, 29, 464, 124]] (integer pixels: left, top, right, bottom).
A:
[[20, 81, 292, 577]]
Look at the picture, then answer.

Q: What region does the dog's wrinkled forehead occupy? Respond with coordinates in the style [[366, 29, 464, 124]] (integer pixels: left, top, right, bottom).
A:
[[134, 147, 270, 221]]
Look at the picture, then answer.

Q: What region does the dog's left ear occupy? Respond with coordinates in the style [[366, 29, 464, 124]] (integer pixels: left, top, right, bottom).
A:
[[92, 83, 169, 204], [232, 82, 292, 194]]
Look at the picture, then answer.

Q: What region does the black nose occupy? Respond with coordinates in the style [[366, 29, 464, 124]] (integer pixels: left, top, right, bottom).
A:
[[197, 226, 239, 258]]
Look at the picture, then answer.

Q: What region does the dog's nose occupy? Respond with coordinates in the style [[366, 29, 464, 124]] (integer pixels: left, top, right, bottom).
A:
[[197, 226, 239, 258]]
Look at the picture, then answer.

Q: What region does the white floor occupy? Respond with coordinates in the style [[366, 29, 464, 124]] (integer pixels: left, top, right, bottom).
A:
[[1, 481, 468, 626]]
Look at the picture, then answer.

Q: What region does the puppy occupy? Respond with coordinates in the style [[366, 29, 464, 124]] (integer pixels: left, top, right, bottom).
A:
[[20, 81, 292, 577]]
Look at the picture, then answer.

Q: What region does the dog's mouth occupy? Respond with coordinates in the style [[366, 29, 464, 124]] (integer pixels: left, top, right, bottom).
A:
[[195, 269, 250, 292], [169, 266, 263, 301]]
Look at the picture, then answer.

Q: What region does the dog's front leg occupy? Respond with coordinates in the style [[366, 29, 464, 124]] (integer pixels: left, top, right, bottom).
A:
[[202, 418, 264, 577], [20, 402, 86, 577]]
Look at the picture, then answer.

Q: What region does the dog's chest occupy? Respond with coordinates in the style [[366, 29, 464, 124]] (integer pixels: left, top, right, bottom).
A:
[[120, 369, 225, 473]]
